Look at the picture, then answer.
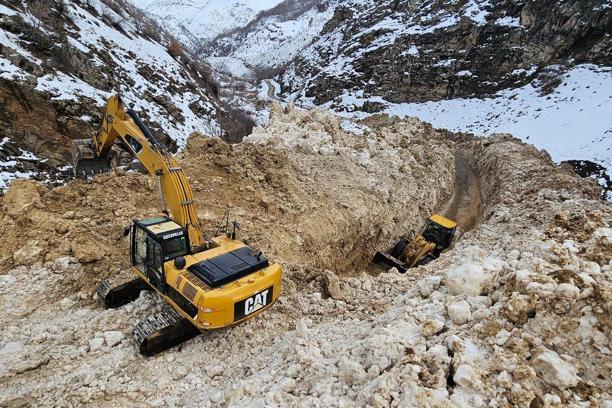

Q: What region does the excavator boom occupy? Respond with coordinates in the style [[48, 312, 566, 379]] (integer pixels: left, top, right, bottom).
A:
[[73, 95, 204, 247]]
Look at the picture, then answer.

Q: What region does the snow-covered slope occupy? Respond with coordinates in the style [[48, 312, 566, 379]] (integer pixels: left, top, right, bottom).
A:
[[0, 0, 222, 189], [321, 64, 612, 176], [203, 0, 337, 76], [129, 0, 285, 48], [275, 0, 612, 186]]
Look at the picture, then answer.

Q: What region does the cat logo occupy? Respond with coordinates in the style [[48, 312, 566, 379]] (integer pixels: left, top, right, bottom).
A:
[[244, 289, 270, 316]]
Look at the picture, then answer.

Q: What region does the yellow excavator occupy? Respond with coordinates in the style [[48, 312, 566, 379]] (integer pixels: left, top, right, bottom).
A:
[[373, 214, 457, 272], [73, 95, 282, 356]]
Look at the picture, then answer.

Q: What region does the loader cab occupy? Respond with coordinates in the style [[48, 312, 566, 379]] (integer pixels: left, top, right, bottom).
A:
[[131, 216, 189, 291], [423, 215, 457, 256]]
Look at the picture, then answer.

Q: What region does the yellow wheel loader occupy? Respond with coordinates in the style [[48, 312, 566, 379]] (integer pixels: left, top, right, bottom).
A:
[[74, 95, 282, 356], [373, 214, 457, 272]]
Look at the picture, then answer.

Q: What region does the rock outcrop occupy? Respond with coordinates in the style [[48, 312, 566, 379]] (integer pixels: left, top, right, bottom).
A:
[[280, 0, 611, 105]]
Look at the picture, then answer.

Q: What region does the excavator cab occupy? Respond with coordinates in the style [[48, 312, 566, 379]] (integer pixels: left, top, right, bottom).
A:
[[131, 217, 190, 292]]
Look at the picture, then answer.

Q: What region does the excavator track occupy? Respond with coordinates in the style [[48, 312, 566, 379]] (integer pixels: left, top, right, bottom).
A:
[[97, 275, 152, 309], [132, 309, 200, 356]]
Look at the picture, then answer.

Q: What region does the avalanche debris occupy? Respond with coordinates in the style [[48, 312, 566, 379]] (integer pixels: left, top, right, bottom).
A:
[[0, 108, 610, 407]]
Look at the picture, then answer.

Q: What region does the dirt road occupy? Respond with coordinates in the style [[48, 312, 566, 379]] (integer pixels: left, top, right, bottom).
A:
[[264, 79, 282, 101], [439, 153, 483, 236]]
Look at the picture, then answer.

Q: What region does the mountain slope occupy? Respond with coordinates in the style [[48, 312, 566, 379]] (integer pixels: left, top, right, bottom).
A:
[[129, 0, 285, 49], [280, 0, 611, 104], [0, 0, 223, 189], [203, 0, 337, 75], [276, 0, 612, 184]]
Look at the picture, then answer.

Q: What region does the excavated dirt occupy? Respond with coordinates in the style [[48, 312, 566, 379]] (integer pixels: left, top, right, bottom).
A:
[[0, 107, 611, 407]]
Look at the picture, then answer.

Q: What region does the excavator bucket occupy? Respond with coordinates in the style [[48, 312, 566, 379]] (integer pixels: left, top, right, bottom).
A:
[[72, 139, 111, 179], [372, 250, 408, 273]]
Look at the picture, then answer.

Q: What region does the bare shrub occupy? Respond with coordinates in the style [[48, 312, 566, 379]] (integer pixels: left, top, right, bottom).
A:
[[167, 39, 183, 59], [139, 18, 162, 42], [28, 0, 47, 29]]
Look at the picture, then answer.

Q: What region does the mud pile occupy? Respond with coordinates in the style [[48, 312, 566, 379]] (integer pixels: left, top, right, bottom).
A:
[[0, 107, 610, 407]]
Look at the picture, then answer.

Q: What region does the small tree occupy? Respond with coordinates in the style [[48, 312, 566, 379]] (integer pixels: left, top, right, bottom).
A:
[[167, 39, 183, 59]]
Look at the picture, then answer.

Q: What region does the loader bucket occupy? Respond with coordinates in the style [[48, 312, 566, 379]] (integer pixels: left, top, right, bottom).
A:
[[372, 251, 407, 273], [72, 139, 111, 179]]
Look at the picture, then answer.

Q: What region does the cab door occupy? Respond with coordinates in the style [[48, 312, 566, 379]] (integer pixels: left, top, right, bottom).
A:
[[130, 224, 166, 293], [146, 237, 166, 292]]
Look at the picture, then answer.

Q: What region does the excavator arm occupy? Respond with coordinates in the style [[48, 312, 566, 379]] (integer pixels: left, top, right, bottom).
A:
[[73, 95, 204, 248]]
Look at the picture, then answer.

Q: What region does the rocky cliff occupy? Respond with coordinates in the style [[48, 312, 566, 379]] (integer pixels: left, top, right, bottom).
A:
[[280, 0, 611, 105]]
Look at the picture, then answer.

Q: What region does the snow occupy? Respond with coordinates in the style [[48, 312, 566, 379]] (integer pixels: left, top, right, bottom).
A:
[[35, 73, 110, 104], [58, 0, 222, 146], [0, 4, 17, 16], [206, 56, 255, 80], [128, 0, 286, 46], [446, 261, 491, 296], [456, 70, 474, 77], [0, 138, 43, 190], [225, 4, 336, 72], [462, 0, 491, 25], [0, 0, 226, 189], [327, 64, 612, 174], [434, 59, 456, 67], [0, 58, 27, 80], [401, 45, 420, 57], [447, 300, 471, 325], [0, 28, 42, 64], [340, 120, 369, 136], [496, 16, 522, 28]]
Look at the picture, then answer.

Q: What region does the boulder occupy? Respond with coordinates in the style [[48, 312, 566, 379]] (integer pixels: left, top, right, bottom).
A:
[[446, 263, 491, 295], [13, 240, 46, 266], [447, 300, 471, 325], [103, 331, 125, 347], [531, 348, 579, 389], [3, 179, 44, 217]]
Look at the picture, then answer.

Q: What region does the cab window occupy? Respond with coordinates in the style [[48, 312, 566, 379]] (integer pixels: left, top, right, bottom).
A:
[[132, 226, 147, 273], [162, 236, 188, 260], [147, 237, 163, 276]]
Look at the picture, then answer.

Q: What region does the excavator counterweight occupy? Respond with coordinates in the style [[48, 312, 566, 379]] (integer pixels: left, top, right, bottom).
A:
[[74, 95, 282, 356]]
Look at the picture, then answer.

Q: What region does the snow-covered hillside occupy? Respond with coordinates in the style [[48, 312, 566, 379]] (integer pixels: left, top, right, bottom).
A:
[[203, 0, 337, 77], [274, 0, 612, 191], [319, 64, 612, 178], [129, 0, 285, 49], [0, 0, 222, 189]]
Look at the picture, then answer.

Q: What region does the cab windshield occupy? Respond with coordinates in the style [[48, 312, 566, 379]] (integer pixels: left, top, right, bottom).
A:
[[163, 236, 188, 260]]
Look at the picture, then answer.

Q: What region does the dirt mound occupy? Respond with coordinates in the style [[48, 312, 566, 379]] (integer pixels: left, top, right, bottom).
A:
[[0, 108, 610, 407]]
